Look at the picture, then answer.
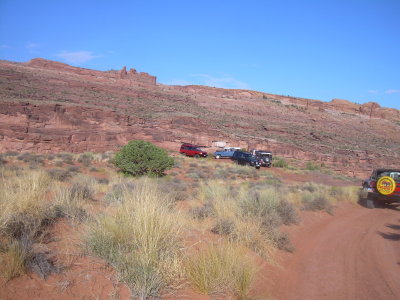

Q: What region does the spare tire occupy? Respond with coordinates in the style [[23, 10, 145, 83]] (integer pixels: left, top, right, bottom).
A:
[[376, 176, 396, 195]]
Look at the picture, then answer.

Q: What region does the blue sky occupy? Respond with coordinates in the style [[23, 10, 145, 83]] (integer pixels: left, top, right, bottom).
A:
[[1, 0, 399, 109]]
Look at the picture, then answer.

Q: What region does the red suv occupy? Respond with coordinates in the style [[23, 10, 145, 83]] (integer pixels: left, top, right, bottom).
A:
[[179, 143, 208, 158]]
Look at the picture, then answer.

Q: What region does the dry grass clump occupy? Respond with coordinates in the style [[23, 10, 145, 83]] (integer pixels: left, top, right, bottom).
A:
[[186, 242, 255, 299], [54, 175, 96, 222], [56, 153, 74, 165], [0, 170, 60, 280], [0, 170, 54, 239], [77, 152, 94, 166], [197, 182, 298, 256], [1, 236, 33, 280], [295, 183, 359, 214], [87, 179, 184, 299], [330, 186, 359, 203], [157, 177, 190, 201], [103, 179, 135, 204], [302, 194, 333, 214], [47, 168, 72, 182]]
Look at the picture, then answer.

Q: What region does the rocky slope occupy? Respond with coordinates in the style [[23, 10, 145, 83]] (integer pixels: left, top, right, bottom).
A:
[[0, 58, 399, 177]]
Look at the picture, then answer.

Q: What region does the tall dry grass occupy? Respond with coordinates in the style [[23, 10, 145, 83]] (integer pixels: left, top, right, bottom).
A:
[[292, 182, 360, 214], [186, 242, 255, 299], [87, 178, 184, 299], [197, 181, 296, 258], [0, 169, 57, 280], [0, 170, 52, 239]]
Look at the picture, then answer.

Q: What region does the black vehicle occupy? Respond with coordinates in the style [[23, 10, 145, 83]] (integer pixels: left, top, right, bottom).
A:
[[251, 150, 273, 167], [362, 168, 400, 208], [231, 151, 261, 169]]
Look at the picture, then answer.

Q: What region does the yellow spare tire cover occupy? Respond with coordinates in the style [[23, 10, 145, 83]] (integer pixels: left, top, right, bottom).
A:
[[376, 176, 396, 195]]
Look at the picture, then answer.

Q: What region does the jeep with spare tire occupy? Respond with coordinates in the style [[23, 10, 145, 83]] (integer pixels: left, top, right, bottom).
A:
[[362, 168, 400, 208]]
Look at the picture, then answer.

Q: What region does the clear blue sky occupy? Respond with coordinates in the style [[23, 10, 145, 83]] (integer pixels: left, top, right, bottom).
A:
[[1, 0, 399, 109]]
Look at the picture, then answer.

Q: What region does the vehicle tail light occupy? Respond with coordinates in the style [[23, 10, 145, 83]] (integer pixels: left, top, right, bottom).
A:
[[369, 181, 376, 188]]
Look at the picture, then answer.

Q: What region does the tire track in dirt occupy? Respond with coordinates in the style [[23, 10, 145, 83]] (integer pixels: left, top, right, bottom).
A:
[[270, 203, 400, 300]]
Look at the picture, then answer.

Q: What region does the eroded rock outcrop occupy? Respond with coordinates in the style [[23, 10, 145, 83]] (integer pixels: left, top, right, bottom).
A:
[[1, 58, 399, 177]]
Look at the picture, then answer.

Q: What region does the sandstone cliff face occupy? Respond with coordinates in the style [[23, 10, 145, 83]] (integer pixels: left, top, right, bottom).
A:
[[0, 58, 399, 177]]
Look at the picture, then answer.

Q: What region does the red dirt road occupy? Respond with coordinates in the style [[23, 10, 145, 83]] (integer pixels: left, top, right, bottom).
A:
[[267, 203, 400, 300]]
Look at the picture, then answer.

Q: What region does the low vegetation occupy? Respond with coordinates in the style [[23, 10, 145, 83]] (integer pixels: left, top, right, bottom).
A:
[[112, 140, 174, 176], [186, 242, 255, 298], [0, 170, 58, 280], [0, 149, 360, 299], [86, 179, 184, 298]]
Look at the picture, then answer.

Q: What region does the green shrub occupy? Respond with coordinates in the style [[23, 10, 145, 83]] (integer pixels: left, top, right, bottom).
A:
[[113, 140, 174, 177]]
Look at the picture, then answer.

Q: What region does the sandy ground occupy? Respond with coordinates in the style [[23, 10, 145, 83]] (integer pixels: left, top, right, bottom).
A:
[[263, 202, 400, 300]]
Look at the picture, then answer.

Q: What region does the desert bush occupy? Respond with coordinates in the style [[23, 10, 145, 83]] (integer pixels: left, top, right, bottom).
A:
[[113, 140, 174, 177], [199, 182, 289, 257], [55, 161, 64, 167], [45, 154, 55, 160], [157, 178, 189, 201], [87, 179, 183, 298], [17, 153, 44, 167], [67, 165, 80, 173], [185, 242, 255, 298], [96, 177, 109, 185], [77, 152, 94, 166], [100, 151, 113, 161], [305, 161, 321, 171], [70, 182, 94, 200], [302, 194, 333, 214], [270, 230, 295, 253], [190, 202, 214, 219], [211, 218, 235, 235], [300, 182, 320, 193], [57, 153, 74, 165], [27, 251, 59, 279], [0, 155, 6, 167], [276, 199, 299, 225], [5, 151, 18, 157], [330, 186, 359, 203], [47, 168, 72, 182], [103, 181, 135, 204]]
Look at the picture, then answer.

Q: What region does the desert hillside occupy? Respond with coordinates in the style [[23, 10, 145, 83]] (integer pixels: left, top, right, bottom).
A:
[[1, 58, 399, 177]]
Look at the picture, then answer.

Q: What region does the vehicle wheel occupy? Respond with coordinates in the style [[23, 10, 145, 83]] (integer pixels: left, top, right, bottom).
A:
[[215, 155, 221, 159], [255, 166, 260, 169], [194, 154, 200, 158], [366, 198, 375, 209]]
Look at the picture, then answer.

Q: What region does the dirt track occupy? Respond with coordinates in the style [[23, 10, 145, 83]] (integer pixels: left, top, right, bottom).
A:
[[269, 203, 400, 300]]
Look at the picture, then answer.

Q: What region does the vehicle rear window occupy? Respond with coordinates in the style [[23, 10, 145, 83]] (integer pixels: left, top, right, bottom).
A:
[[377, 171, 400, 181]]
